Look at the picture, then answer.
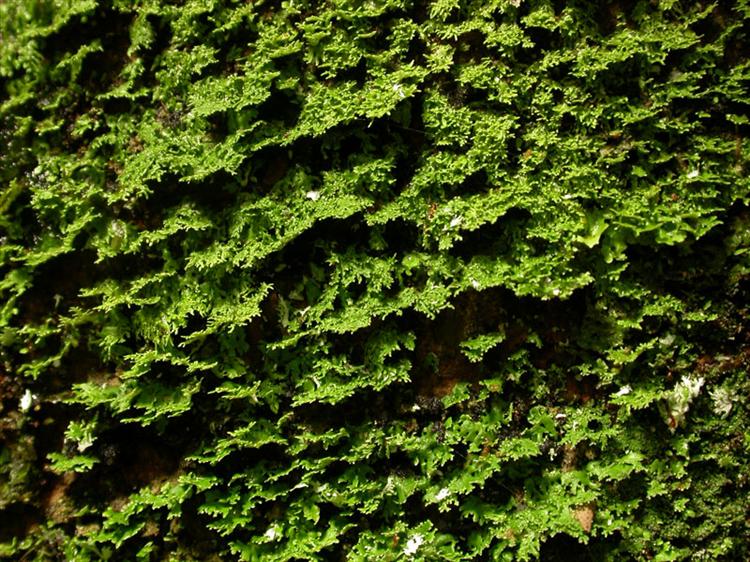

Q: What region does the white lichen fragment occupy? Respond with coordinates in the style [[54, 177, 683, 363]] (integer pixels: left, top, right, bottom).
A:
[[662, 375, 704, 431], [109, 219, 127, 239], [687, 168, 700, 179], [614, 385, 632, 397], [435, 488, 450, 501], [403, 533, 423, 557], [19, 389, 35, 412], [305, 190, 321, 201], [682, 376, 704, 397], [384, 475, 395, 493], [449, 216, 462, 228], [264, 526, 279, 541], [709, 386, 734, 418]]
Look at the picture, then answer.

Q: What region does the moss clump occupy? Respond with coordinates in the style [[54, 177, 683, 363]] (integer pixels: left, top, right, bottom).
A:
[[1, 0, 749, 560]]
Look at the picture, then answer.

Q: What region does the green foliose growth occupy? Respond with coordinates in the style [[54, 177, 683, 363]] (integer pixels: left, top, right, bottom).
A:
[[1, 0, 749, 560]]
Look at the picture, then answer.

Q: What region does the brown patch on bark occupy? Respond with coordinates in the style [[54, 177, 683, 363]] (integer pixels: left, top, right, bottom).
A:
[[41, 472, 76, 524], [572, 502, 596, 533], [413, 291, 502, 398], [17, 250, 100, 325], [561, 444, 578, 472], [0, 503, 40, 543], [0, 372, 21, 417], [67, 425, 186, 513], [718, 345, 750, 372], [564, 374, 597, 404], [261, 153, 290, 188], [123, 440, 180, 491]]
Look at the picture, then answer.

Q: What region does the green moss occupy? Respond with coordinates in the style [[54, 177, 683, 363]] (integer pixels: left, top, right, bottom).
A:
[[1, 0, 749, 560]]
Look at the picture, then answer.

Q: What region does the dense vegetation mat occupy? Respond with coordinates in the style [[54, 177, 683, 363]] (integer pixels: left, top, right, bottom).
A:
[[1, 0, 749, 560]]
